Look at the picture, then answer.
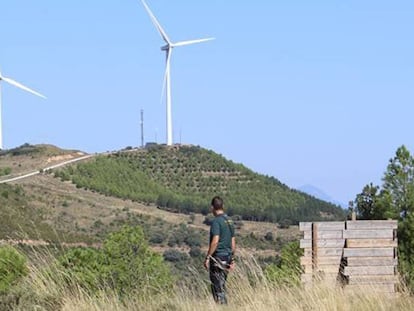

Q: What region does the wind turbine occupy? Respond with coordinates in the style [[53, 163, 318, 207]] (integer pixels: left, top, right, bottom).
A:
[[141, 0, 214, 146], [0, 68, 46, 150]]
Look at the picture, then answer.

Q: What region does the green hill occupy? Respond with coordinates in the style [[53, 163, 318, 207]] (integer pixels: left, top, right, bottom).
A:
[[55, 144, 345, 223]]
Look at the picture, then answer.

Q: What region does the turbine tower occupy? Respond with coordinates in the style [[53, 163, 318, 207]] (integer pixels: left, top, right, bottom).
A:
[[0, 69, 46, 150], [141, 0, 214, 146]]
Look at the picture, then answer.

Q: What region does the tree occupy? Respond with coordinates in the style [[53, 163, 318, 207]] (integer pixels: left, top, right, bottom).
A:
[[382, 145, 414, 218], [101, 225, 173, 296], [355, 183, 382, 219]]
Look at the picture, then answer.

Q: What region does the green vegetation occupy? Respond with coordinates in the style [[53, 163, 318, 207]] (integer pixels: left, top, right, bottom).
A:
[[55, 145, 345, 223], [354, 145, 414, 292], [0, 246, 28, 294], [58, 226, 172, 296], [0, 183, 91, 243]]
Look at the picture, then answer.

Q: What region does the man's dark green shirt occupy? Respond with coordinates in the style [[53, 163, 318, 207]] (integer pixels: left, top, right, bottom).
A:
[[210, 214, 235, 256]]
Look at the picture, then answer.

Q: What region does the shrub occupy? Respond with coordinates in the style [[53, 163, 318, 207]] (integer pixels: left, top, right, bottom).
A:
[[58, 225, 173, 297], [101, 226, 173, 296], [0, 246, 28, 294]]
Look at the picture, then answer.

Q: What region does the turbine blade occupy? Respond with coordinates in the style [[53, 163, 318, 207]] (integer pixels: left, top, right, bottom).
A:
[[160, 49, 172, 105], [172, 37, 215, 47], [141, 0, 171, 44], [2, 76, 46, 99]]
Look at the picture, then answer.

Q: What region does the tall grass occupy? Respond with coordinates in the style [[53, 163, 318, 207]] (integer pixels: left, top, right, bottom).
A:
[[5, 250, 414, 311]]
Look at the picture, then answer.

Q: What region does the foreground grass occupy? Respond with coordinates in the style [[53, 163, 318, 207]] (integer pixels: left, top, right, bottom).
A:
[[4, 251, 414, 311]]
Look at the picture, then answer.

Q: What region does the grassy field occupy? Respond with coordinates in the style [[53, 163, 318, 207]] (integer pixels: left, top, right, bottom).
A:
[[5, 250, 412, 311]]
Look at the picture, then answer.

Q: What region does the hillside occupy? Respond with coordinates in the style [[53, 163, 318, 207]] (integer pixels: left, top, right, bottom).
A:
[[0, 144, 300, 254], [55, 144, 345, 223]]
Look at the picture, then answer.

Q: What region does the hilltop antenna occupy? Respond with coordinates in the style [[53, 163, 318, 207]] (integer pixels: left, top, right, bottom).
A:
[[140, 109, 144, 148]]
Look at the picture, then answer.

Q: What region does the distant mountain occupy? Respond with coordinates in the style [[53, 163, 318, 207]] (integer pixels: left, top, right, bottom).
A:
[[298, 184, 346, 208]]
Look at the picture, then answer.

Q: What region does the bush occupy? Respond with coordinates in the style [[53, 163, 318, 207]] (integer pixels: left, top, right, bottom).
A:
[[163, 249, 188, 262], [58, 247, 103, 291], [58, 225, 173, 297], [0, 246, 28, 294], [101, 226, 173, 296]]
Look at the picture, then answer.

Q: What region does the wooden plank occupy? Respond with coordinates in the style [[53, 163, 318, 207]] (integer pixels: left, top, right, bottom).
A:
[[347, 275, 398, 285], [314, 264, 341, 274], [314, 222, 345, 230], [300, 239, 311, 249], [315, 230, 343, 239], [301, 239, 345, 249], [343, 266, 395, 276], [317, 248, 343, 256], [303, 248, 312, 257], [346, 257, 397, 266], [345, 283, 395, 293], [299, 222, 312, 231], [343, 248, 394, 258], [346, 220, 397, 230], [300, 257, 312, 266], [315, 239, 345, 248], [301, 256, 342, 266], [303, 231, 312, 240], [303, 265, 313, 274], [346, 239, 397, 248], [343, 229, 394, 239]]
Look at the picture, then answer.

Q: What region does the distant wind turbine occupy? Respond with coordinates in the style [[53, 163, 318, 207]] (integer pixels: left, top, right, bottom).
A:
[[141, 0, 214, 146], [0, 68, 46, 150]]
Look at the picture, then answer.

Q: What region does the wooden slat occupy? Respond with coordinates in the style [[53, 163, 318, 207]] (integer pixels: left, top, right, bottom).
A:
[[315, 230, 343, 239], [345, 283, 395, 293], [303, 248, 312, 257], [314, 264, 341, 274], [303, 231, 312, 240], [343, 266, 395, 276], [343, 248, 394, 258], [343, 229, 394, 239], [314, 222, 345, 230], [299, 222, 312, 231], [347, 275, 398, 285], [300, 257, 312, 266], [317, 248, 343, 256], [346, 257, 397, 266], [300, 239, 311, 248], [346, 239, 397, 248], [301, 239, 346, 249], [346, 220, 397, 230], [303, 265, 313, 274]]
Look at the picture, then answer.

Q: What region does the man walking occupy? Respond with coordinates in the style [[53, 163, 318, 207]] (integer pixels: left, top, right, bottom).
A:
[[203, 196, 236, 304]]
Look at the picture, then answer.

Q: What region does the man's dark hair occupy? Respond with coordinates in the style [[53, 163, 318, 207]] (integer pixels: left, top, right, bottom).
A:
[[211, 196, 224, 210]]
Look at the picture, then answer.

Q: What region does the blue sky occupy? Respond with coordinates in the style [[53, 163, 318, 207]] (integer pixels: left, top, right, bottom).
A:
[[1, 0, 413, 205]]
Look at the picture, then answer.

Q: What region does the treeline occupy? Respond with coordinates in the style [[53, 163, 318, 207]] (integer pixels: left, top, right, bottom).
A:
[[55, 145, 345, 223], [353, 145, 414, 292]]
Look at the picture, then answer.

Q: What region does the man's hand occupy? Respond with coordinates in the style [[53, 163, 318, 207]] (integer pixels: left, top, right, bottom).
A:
[[229, 258, 235, 271], [203, 257, 210, 270]]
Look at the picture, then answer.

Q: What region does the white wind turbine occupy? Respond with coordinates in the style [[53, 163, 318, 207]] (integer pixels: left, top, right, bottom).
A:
[[141, 0, 214, 146], [0, 68, 46, 150]]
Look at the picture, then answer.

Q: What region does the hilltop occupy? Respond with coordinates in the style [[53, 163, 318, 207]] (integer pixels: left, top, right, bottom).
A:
[[0, 143, 346, 257], [54, 143, 345, 223]]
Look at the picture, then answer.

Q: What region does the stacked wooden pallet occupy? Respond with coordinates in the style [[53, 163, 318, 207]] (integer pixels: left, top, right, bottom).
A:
[[300, 221, 345, 285], [299, 220, 398, 293], [342, 220, 398, 293]]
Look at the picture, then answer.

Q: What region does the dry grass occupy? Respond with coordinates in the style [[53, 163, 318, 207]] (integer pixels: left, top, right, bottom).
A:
[[11, 250, 413, 311]]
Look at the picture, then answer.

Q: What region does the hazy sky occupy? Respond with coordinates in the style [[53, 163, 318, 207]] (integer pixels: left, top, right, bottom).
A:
[[1, 0, 413, 205]]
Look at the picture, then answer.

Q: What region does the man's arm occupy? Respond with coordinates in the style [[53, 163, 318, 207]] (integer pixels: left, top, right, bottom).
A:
[[203, 235, 219, 269], [231, 236, 236, 255]]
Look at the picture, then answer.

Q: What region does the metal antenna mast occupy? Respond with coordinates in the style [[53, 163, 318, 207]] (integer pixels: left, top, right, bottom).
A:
[[140, 109, 144, 148]]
